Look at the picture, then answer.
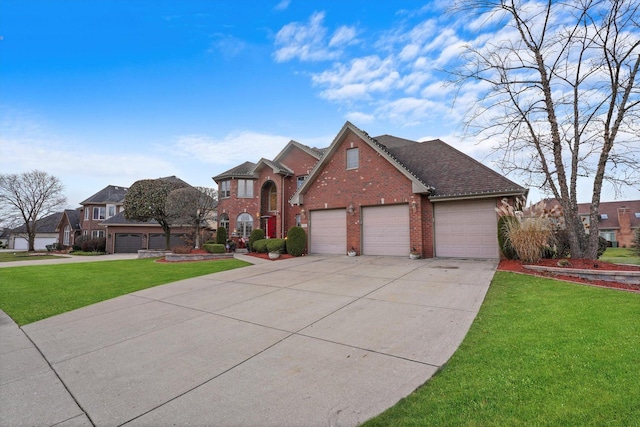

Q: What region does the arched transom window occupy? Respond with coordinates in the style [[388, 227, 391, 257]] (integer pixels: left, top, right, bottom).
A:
[[237, 213, 253, 238]]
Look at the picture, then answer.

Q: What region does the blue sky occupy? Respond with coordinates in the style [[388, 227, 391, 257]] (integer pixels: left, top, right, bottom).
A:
[[1, 0, 637, 207]]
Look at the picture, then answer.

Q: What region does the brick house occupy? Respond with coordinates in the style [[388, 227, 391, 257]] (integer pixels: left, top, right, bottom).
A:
[[531, 198, 640, 248], [213, 140, 325, 243], [218, 121, 527, 258], [79, 185, 129, 240], [591, 200, 640, 248]]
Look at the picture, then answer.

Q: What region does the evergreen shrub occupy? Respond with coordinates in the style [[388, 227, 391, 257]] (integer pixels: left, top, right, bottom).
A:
[[249, 229, 265, 252], [286, 226, 307, 257]]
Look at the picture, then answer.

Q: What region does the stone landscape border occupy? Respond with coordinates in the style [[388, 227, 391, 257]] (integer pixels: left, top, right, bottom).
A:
[[524, 265, 640, 286]]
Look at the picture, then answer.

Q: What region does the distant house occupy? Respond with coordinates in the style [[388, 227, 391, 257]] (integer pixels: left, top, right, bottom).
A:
[[531, 198, 640, 248], [7, 211, 64, 250], [57, 209, 83, 248], [216, 121, 527, 258], [6, 177, 215, 253], [79, 185, 129, 239]]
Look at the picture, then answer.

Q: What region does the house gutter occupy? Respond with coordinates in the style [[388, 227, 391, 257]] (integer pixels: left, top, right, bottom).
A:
[[429, 189, 528, 202]]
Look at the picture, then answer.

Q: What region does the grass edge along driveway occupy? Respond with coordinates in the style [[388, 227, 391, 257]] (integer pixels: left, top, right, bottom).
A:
[[362, 271, 640, 427], [0, 258, 250, 326]]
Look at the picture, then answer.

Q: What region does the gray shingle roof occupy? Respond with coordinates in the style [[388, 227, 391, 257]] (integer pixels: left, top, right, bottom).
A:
[[212, 161, 257, 181], [80, 185, 128, 205], [11, 211, 64, 233], [63, 209, 82, 231], [374, 135, 526, 199]]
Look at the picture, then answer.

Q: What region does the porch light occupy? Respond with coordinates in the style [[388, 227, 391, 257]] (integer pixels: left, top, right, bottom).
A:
[[411, 200, 417, 212], [347, 203, 355, 215], [300, 209, 306, 219]]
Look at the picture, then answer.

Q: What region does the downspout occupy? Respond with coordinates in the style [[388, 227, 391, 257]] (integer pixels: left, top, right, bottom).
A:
[[281, 175, 286, 238]]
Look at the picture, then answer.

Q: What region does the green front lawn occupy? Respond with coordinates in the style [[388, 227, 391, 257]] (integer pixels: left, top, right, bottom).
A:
[[0, 258, 250, 325], [0, 251, 66, 262], [601, 247, 640, 265], [362, 271, 640, 426]]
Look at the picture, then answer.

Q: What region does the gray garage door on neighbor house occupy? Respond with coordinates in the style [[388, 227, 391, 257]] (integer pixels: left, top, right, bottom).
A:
[[434, 199, 499, 258], [114, 233, 188, 253], [362, 204, 410, 256], [309, 209, 347, 255]]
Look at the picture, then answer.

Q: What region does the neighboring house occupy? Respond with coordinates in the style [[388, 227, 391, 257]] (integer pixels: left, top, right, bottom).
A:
[[588, 200, 640, 248], [218, 121, 527, 259], [57, 209, 82, 248], [213, 140, 325, 241], [7, 211, 64, 250], [80, 185, 129, 239], [101, 212, 194, 253], [539, 198, 640, 248], [98, 176, 211, 253]]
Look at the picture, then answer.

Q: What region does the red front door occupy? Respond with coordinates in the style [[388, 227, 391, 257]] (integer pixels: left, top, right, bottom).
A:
[[266, 216, 277, 238]]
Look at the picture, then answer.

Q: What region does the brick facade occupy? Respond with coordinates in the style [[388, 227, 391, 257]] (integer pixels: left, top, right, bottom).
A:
[[298, 128, 434, 257], [215, 142, 321, 240]]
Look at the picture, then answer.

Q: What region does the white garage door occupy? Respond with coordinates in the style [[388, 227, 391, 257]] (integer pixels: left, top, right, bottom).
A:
[[310, 209, 347, 255], [13, 237, 57, 250], [434, 199, 499, 258], [362, 204, 410, 256]]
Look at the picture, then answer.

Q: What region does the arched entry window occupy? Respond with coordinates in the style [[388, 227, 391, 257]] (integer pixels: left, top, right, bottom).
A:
[[63, 225, 71, 246], [219, 213, 229, 233], [237, 213, 253, 238], [268, 185, 277, 211]]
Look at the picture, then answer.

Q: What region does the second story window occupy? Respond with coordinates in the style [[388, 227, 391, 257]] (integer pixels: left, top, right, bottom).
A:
[[297, 176, 306, 188], [107, 205, 116, 218], [93, 207, 106, 220], [220, 181, 230, 198], [346, 148, 359, 170], [84, 208, 89, 220], [237, 179, 254, 198]]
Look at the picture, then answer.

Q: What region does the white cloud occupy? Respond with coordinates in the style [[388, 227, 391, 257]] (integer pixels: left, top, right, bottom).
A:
[[345, 111, 375, 124], [273, 12, 358, 62], [273, 0, 290, 11], [172, 131, 291, 167], [329, 25, 358, 47]]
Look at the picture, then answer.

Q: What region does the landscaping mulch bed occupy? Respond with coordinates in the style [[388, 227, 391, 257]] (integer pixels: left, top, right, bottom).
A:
[[498, 258, 640, 292], [244, 252, 296, 261]]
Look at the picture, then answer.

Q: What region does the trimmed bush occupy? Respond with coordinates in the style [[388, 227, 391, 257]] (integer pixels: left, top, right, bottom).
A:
[[497, 216, 519, 260], [203, 243, 226, 254], [252, 239, 268, 253], [266, 238, 286, 254], [286, 226, 307, 257], [216, 227, 227, 245], [249, 229, 265, 252], [597, 236, 608, 259]]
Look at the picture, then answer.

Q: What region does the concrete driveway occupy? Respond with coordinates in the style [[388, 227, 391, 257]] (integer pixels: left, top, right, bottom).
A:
[[2, 255, 497, 427]]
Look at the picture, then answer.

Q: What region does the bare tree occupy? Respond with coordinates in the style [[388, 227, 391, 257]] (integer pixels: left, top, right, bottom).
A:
[[165, 186, 217, 249], [453, 0, 640, 259], [0, 170, 67, 251]]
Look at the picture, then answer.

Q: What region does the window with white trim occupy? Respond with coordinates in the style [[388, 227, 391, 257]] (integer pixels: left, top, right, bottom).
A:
[[297, 176, 306, 188], [346, 148, 359, 169], [107, 204, 116, 218], [219, 213, 229, 231], [63, 225, 71, 246], [93, 207, 106, 220], [220, 181, 230, 198], [237, 179, 254, 198], [84, 208, 89, 220]]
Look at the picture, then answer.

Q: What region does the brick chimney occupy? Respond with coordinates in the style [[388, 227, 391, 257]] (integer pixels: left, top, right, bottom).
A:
[[617, 207, 632, 247]]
